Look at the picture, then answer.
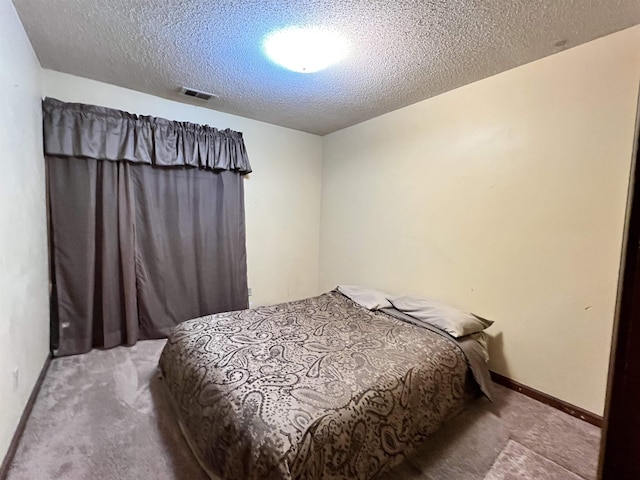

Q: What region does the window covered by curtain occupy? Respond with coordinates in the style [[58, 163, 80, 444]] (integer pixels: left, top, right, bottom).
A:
[[43, 98, 252, 356]]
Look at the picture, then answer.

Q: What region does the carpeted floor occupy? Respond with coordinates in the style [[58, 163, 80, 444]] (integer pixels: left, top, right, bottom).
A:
[[5, 340, 601, 480]]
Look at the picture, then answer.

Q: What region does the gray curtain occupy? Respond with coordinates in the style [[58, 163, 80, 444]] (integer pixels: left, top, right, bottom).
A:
[[44, 98, 251, 357]]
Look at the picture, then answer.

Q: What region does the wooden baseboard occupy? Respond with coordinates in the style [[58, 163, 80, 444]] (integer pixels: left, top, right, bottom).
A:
[[0, 354, 52, 480], [490, 371, 603, 428]]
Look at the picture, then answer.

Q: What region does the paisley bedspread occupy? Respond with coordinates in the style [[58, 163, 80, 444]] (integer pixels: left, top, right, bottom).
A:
[[159, 291, 474, 480]]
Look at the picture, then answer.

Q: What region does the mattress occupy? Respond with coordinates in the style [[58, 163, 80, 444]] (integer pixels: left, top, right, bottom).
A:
[[159, 291, 484, 480]]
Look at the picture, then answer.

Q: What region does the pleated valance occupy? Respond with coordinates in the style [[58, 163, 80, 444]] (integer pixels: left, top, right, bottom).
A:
[[43, 97, 252, 174]]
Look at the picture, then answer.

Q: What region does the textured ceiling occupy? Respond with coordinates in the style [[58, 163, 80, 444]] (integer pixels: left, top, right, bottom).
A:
[[12, 0, 640, 135]]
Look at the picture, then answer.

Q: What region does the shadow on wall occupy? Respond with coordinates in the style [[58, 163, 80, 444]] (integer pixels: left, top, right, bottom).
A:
[[488, 332, 509, 377]]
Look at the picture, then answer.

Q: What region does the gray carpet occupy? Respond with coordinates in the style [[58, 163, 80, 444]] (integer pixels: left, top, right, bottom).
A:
[[483, 441, 583, 480], [5, 340, 601, 480]]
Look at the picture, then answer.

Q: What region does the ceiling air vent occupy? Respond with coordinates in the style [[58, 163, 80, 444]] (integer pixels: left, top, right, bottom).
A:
[[179, 87, 216, 102]]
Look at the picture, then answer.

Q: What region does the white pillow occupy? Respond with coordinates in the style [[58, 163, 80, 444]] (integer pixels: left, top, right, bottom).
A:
[[337, 285, 392, 310], [387, 295, 493, 338]]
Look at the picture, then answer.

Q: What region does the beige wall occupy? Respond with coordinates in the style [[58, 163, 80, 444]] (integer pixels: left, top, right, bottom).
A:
[[0, 0, 50, 459], [42, 70, 324, 307], [319, 26, 640, 415]]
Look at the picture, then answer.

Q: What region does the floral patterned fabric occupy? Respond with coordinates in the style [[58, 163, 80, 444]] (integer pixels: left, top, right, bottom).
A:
[[159, 291, 473, 480]]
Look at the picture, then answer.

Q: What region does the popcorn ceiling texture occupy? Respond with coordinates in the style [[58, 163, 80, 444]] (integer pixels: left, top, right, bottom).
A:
[[12, 0, 640, 135]]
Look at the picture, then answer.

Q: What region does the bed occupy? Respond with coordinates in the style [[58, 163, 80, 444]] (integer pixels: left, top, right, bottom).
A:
[[159, 289, 492, 480]]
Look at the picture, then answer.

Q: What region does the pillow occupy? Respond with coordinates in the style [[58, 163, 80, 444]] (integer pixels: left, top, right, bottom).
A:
[[387, 294, 493, 338], [337, 285, 393, 310], [468, 332, 490, 363]]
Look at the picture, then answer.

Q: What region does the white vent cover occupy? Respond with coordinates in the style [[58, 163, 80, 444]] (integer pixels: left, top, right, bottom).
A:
[[179, 86, 216, 101]]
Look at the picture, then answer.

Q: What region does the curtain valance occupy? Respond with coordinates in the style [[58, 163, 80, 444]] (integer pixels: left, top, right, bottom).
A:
[[43, 97, 252, 174]]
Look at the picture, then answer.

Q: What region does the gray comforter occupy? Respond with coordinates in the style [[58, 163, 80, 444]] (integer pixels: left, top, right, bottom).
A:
[[159, 291, 481, 480]]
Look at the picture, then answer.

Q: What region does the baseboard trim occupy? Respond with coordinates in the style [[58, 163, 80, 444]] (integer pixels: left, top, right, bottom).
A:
[[490, 371, 603, 428], [0, 354, 52, 480]]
